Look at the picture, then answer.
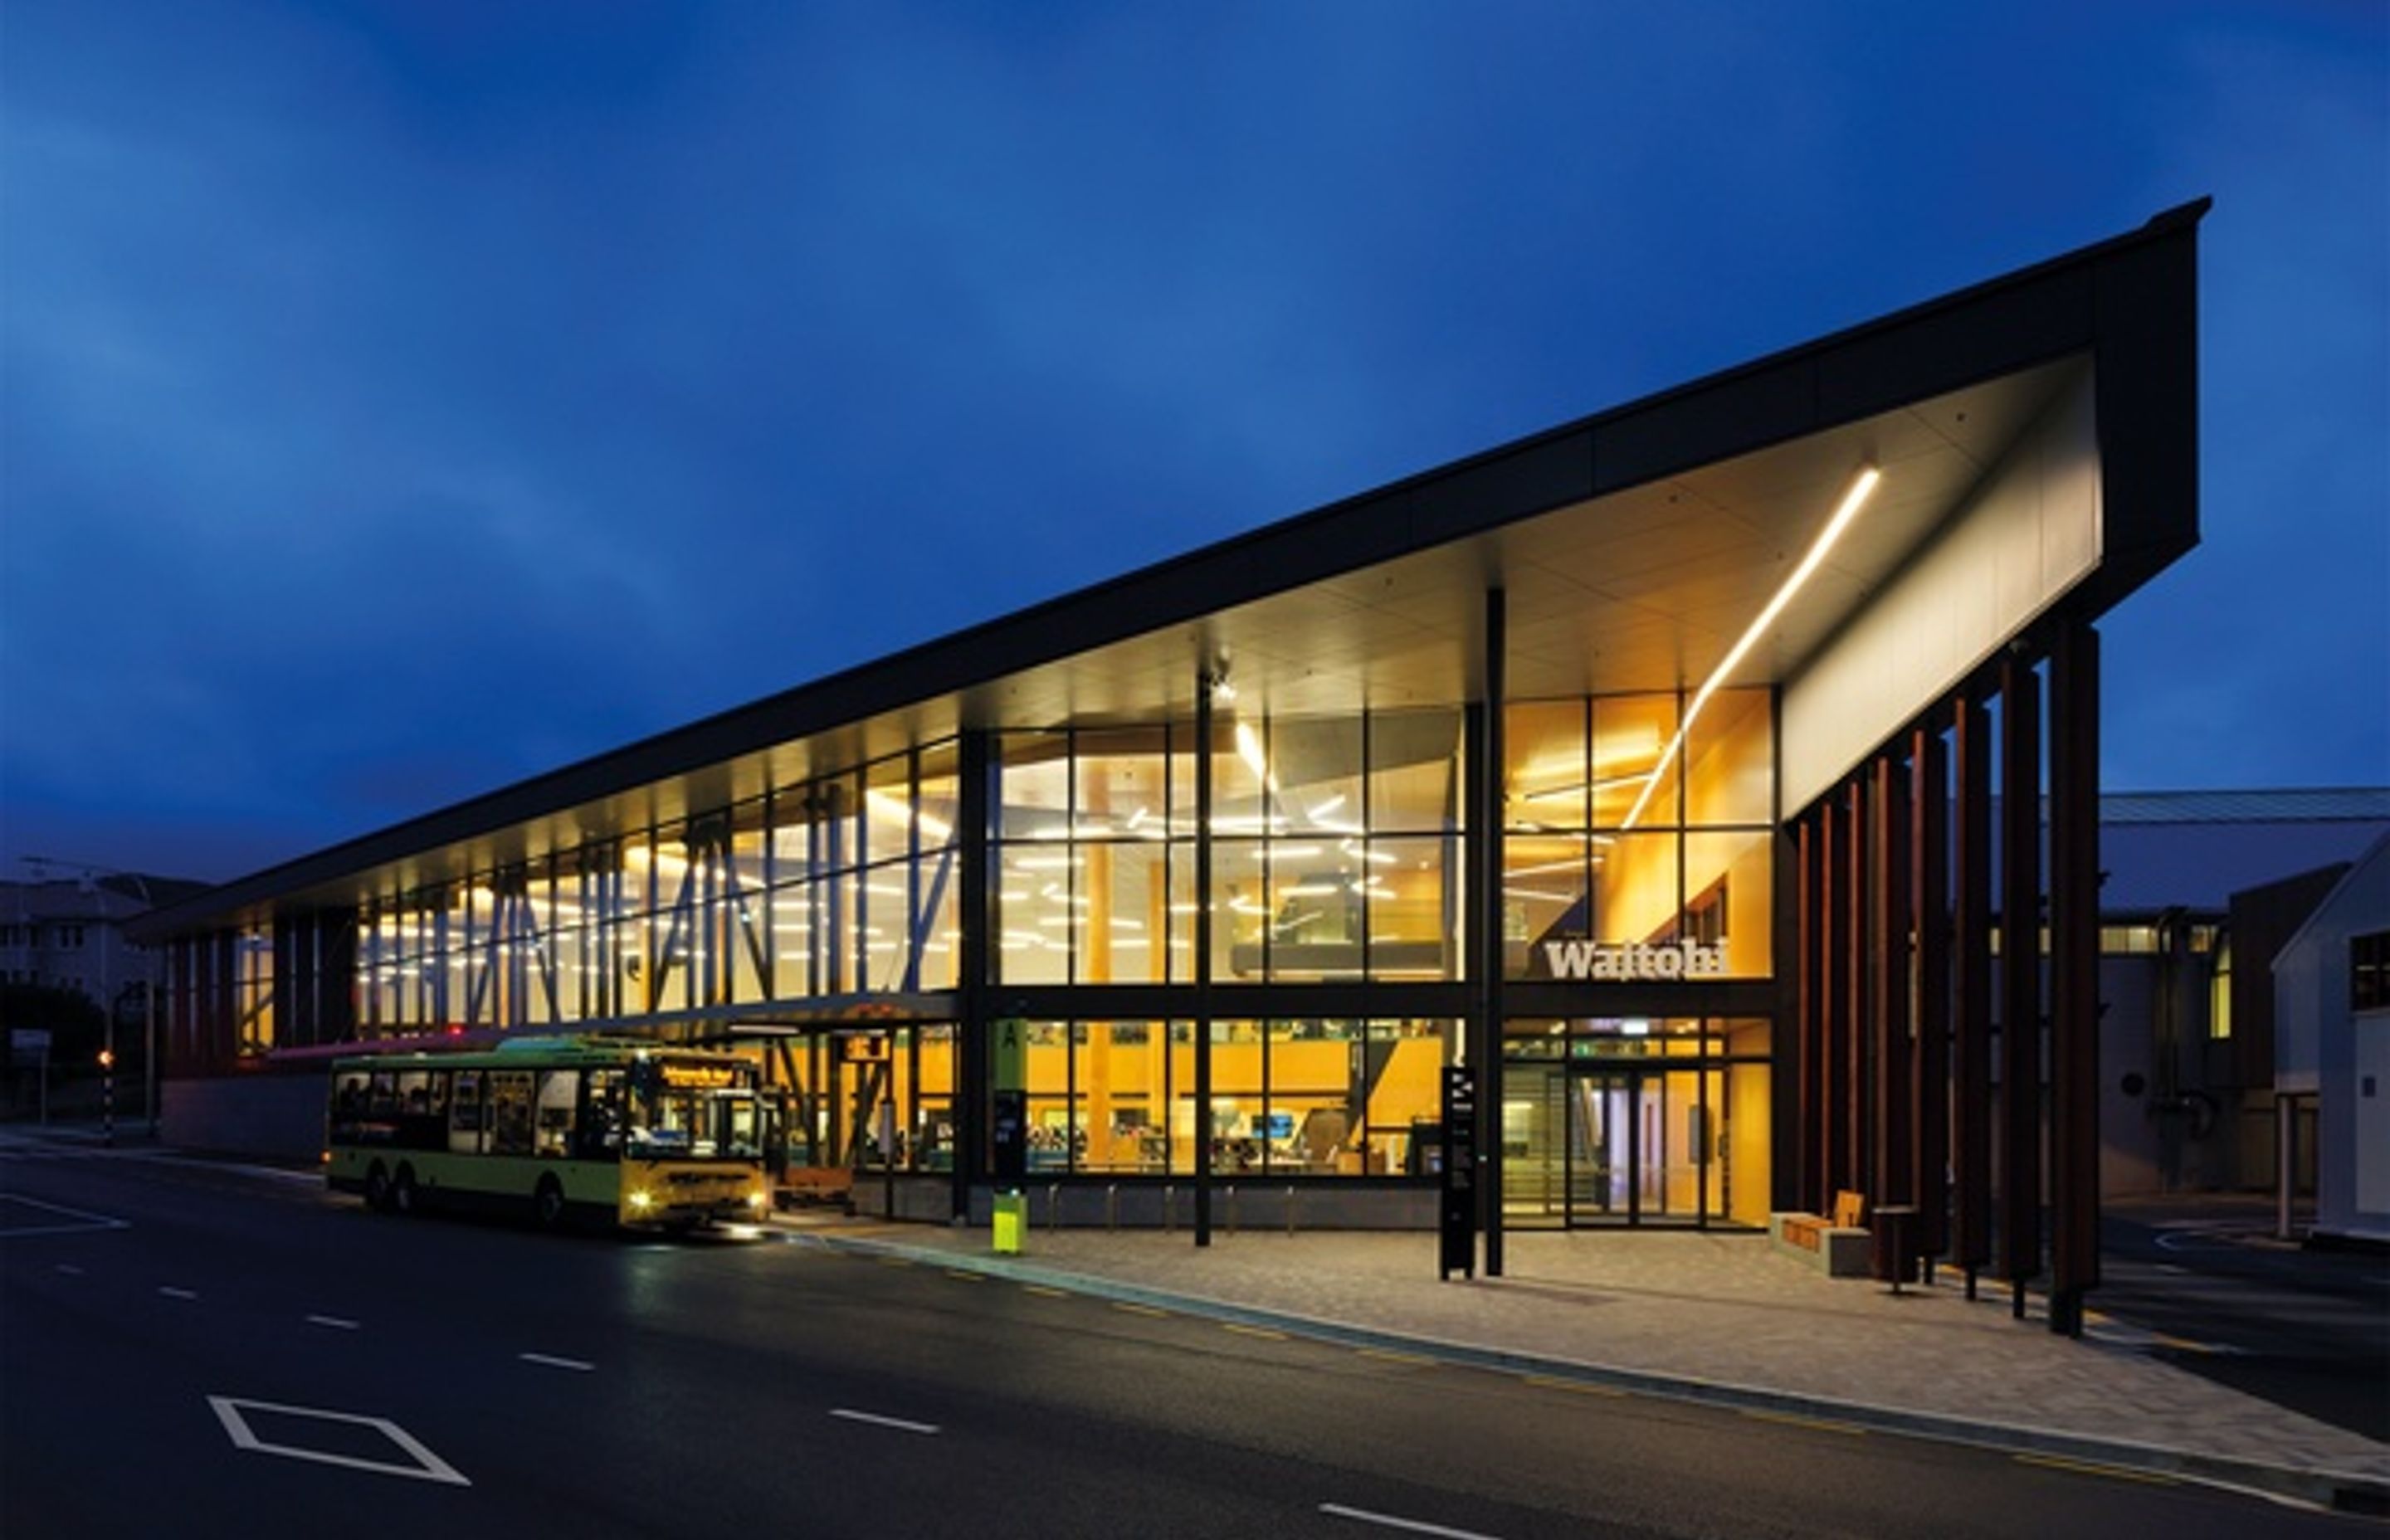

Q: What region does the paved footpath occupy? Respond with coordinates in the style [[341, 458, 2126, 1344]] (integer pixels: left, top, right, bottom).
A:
[[792, 1216, 2390, 1515]]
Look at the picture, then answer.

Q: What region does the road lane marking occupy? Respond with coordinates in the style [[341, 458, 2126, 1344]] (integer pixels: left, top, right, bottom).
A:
[[1356, 1348, 1434, 1366], [877, 1256, 915, 1267], [0, 1193, 133, 1237], [944, 1269, 984, 1283], [208, 1396, 470, 1486], [54, 1264, 84, 1276], [1319, 1502, 1502, 1539], [1519, 1375, 1627, 1397], [1739, 1408, 1866, 1436], [2014, 1453, 2178, 1486], [159, 1287, 198, 1301], [1110, 1302, 1168, 1318], [1022, 1284, 1067, 1298], [1222, 1323, 1286, 1340], [829, 1408, 940, 1435], [518, 1352, 594, 1372], [306, 1314, 360, 1331]]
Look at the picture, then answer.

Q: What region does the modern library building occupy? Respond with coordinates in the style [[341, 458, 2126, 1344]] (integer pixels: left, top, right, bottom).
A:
[[135, 202, 2207, 1331]]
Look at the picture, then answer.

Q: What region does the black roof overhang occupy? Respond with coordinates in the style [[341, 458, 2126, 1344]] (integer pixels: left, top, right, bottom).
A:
[[134, 200, 2206, 940]]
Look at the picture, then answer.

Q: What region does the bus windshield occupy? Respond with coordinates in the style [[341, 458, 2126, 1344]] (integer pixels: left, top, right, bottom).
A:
[[626, 1065, 765, 1162]]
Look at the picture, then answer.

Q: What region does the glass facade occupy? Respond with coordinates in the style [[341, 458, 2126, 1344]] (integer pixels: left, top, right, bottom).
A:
[[163, 691, 1776, 1210], [995, 709, 1465, 985], [1500, 1016, 1773, 1229], [1503, 690, 1773, 980]]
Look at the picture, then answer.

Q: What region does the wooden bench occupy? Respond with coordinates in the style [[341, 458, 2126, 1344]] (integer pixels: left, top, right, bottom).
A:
[[1770, 1190, 1872, 1276], [777, 1166, 856, 1214]]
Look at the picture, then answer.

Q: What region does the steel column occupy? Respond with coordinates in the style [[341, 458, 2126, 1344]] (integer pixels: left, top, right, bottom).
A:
[[1193, 667, 1216, 1247], [2048, 620, 2101, 1334], [1479, 588, 1506, 1277], [955, 730, 991, 1221]]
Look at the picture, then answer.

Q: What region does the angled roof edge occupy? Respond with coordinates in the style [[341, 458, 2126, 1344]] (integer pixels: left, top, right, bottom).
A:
[[137, 200, 2212, 938]]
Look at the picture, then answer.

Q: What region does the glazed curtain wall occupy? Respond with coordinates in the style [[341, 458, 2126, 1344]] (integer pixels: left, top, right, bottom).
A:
[[329, 740, 965, 1038], [1009, 1017, 1457, 1177], [1503, 689, 1775, 978], [994, 710, 1466, 985]]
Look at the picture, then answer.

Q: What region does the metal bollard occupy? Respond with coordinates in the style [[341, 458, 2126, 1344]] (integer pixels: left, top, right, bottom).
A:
[[1163, 1184, 1176, 1234], [1106, 1183, 1119, 1231], [1285, 1185, 1296, 1235], [1227, 1184, 1238, 1235], [1048, 1182, 1062, 1231]]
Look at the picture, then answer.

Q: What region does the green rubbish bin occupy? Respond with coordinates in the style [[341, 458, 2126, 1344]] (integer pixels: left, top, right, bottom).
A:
[[992, 1190, 1027, 1255]]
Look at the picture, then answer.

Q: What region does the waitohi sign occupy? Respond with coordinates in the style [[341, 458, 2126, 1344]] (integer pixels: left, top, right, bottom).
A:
[[1537, 939, 1725, 981]]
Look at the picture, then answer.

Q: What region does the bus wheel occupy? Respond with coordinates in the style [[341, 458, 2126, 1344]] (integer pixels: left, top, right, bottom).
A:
[[534, 1177, 566, 1231], [364, 1162, 391, 1212], [392, 1166, 418, 1216]]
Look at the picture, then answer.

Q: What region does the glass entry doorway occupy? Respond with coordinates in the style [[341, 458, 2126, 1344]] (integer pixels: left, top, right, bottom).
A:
[[1564, 1068, 1702, 1226]]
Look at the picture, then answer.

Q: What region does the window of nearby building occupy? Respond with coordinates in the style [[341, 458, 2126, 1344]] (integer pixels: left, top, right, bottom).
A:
[[2354, 930, 2390, 1014], [55, 924, 85, 948], [2208, 938, 2233, 1040]]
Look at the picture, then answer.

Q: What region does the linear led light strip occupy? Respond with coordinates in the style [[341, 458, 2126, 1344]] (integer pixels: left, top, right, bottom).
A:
[[1619, 465, 1881, 832]]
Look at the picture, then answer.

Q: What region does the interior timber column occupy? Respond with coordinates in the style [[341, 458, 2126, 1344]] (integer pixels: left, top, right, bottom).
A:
[[2048, 619, 2101, 1336], [1953, 691, 1992, 1296], [1999, 652, 2043, 1317], [1910, 724, 1950, 1269]]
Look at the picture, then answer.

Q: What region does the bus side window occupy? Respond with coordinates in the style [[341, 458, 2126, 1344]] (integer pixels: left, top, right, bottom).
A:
[[579, 1070, 623, 1163], [450, 1070, 485, 1156], [534, 1070, 578, 1159], [488, 1072, 534, 1157]]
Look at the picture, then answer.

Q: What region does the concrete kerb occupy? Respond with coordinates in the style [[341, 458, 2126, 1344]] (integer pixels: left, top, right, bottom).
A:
[[797, 1231, 2389, 1517]]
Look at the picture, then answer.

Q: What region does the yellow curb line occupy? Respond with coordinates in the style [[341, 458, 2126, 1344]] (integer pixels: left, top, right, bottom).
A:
[[1110, 1302, 1168, 1318], [1520, 1375, 1627, 1397], [1222, 1323, 1287, 1341], [1022, 1284, 1068, 1298], [2013, 1454, 2178, 1487], [1739, 1408, 1868, 1436], [1356, 1348, 1435, 1366], [944, 1269, 984, 1283]]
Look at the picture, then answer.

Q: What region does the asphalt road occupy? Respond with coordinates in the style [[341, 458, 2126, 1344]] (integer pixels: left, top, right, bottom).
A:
[[2098, 1199, 2390, 1443], [0, 1144, 2366, 1540]]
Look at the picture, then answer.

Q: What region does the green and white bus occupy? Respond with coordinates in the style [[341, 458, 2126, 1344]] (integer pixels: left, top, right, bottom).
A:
[[327, 1036, 773, 1230]]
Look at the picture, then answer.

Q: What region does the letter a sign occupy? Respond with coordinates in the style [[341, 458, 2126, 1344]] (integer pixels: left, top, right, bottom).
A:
[[992, 1017, 1027, 1093]]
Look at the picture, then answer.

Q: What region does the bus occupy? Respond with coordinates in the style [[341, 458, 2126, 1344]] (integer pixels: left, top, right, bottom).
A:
[[326, 1036, 773, 1231]]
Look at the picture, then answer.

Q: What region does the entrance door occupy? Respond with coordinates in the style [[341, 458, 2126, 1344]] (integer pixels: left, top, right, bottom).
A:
[[1565, 1067, 1704, 1226]]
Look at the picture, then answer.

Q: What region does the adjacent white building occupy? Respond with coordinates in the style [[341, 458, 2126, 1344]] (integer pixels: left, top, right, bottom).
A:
[[2273, 834, 2390, 1245]]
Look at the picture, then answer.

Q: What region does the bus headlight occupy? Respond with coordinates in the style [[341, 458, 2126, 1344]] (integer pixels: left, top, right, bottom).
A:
[[747, 1189, 768, 1211], [627, 1190, 654, 1211]]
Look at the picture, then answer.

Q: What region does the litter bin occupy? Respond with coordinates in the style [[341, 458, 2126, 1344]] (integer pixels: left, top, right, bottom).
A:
[[992, 1189, 1027, 1255], [1872, 1204, 1918, 1293]]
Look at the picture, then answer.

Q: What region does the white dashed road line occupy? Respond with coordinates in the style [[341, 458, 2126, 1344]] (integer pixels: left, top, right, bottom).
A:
[[1319, 1502, 1503, 1540], [518, 1352, 594, 1372], [828, 1408, 940, 1435], [306, 1314, 361, 1331], [159, 1286, 198, 1301]]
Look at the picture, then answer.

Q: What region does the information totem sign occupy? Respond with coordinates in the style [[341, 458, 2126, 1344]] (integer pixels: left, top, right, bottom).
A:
[[1439, 1065, 1478, 1280], [990, 1018, 1028, 1182]]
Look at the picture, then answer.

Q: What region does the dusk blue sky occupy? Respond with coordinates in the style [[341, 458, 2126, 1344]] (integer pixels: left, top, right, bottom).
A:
[[4, 2, 2384, 885]]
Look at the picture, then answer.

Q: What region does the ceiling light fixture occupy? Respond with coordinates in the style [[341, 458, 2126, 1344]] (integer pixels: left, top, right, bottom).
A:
[[1621, 465, 1880, 831]]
